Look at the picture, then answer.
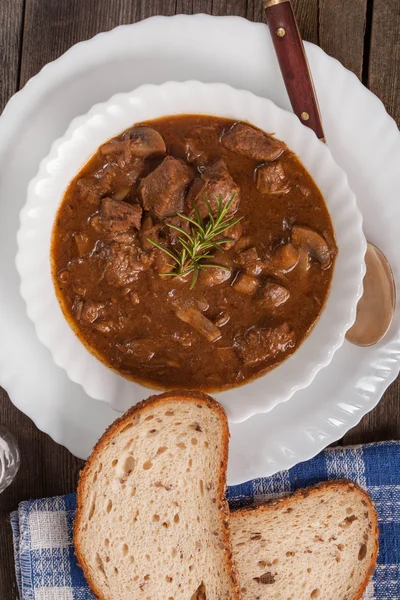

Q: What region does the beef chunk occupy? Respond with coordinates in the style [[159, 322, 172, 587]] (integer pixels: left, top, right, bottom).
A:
[[72, 298, 106, 326], [75, 177, 103, 205], [103, 242, 152, 287], [234, 323, 296, 367], [187, 159, 240, 218], [80, 300, 105, 324], [139, 156, 194, 219], [100, 126, 166, 160], [95, 161, 141, 191], [94, 198, 142, 237], [221, 123, 285, 161], [262, 282, 290, 308], [76, 160, 142, 206], [184, 125, 220, 166], [256, 162, 291, 195]]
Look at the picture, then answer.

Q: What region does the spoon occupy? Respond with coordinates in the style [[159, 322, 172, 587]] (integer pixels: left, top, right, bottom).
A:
[[263, 0, 396, 346], [346, 243, 395, 346]]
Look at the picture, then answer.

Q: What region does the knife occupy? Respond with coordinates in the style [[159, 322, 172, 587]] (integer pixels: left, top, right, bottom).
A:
[[263, 0, 325, 142]]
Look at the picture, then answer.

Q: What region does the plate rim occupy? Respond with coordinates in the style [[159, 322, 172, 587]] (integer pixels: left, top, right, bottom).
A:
[[16, 79, 366, 422], [0, 13, 399, 483]]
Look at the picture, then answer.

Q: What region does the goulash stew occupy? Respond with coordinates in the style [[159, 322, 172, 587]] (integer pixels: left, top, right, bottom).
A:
[[52, 116, 337, 390]]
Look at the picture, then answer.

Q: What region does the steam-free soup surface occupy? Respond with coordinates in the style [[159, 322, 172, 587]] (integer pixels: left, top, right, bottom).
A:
[[52, 115, 337, 390]]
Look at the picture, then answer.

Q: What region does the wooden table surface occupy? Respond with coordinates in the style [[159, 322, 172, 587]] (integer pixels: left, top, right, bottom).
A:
[[0, 0, 399, 596]]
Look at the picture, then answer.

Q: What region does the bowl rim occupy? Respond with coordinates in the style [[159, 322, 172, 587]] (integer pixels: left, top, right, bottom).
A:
[[16, 80, 367, 422]]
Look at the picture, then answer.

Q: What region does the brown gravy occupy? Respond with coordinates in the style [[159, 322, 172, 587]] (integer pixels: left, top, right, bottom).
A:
[[52, 115, 337, 391]]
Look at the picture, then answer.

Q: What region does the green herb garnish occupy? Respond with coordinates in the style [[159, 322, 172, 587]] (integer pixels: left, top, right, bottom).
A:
[[147, 194, 242, 289]]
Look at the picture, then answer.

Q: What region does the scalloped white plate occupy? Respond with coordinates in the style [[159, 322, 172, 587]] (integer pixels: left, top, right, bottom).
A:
[[1, 15, 400, 484], [16, 81, 365, 422]]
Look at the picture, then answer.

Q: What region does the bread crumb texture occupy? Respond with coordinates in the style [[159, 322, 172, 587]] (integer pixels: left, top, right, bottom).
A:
[[75, 393, 240, 600], [231, 481, 378, 600]]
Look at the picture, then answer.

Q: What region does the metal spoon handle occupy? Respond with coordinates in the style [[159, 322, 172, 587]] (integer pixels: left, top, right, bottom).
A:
[[263, 0, 325, 142]]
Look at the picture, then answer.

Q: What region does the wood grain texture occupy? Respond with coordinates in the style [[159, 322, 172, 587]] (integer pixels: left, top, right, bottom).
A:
[[292, 0, 319, 45], [264, 1, 325, 139], [19, 0, 185, 87], [0, 390, 84, 598], [367, 0, 400, 124], [343, 378, 400, 445], [0, 0, 25, 112], [319, 0, 367, 79], [0, 0, 399, 597]]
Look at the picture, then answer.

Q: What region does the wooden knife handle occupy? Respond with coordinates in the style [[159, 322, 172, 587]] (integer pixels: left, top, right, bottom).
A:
[[263, 0, 325, 141]]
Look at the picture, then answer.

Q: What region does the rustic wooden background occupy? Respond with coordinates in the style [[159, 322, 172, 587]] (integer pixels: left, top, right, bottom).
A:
[[0, 0, 399, 596]]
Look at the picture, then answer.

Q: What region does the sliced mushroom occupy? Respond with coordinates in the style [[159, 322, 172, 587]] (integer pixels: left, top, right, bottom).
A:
[[291, 226, 332, 269], [236, 247, 259, 266], [214, 311, 230, 327], [269, 243, 299, 273], [113, 186, 131, 202], [199, 265, 232, 287], [175, 307, 221, 342], [261, 282, 290, 309], [178, 295, 210, 312], [296, 248, 312, 274], [232, 273, 259, 295], [233, 235, 253, 253], [74, 232, 92, 256], [126, 126, 166, 157], [236, 247, 263, 275]]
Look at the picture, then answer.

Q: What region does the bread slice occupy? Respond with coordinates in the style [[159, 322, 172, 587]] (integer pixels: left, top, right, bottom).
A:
[[74, 391, 241, 600], [231, 480, 378, 600]]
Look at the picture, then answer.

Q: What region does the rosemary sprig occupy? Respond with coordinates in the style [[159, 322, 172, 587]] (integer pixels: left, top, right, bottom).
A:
[[147, 193, 242, 289]]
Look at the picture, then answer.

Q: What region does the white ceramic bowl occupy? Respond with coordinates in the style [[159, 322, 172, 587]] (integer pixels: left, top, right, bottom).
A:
[[16, 81, 366, 423]]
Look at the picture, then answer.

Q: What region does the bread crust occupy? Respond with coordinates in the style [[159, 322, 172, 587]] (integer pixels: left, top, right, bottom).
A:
[[74, 390, 241, 600], [230, 479, 379, 600]]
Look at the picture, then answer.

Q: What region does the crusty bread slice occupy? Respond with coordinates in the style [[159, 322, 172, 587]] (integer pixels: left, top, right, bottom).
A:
[[231, 480, 378, 600], [74, 391, 241, 600]]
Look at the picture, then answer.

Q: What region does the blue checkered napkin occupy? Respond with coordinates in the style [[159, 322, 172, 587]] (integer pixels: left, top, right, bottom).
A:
[[10, 442, 400, 599]]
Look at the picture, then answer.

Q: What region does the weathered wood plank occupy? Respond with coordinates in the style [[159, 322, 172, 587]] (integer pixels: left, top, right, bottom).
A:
[[1, 0, 400, 597], [367, 0, 400, 124], [0, 0, 25, 112], [0, 390, 84, 597], [319, 0, 367, 80], [343, 379, 400, 445], [293, 0, 319, 45], [19, 0, 136, 86], [0, 2, 26, 596], [247, 0, 319, 43], [19, 0, 185, 88]]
